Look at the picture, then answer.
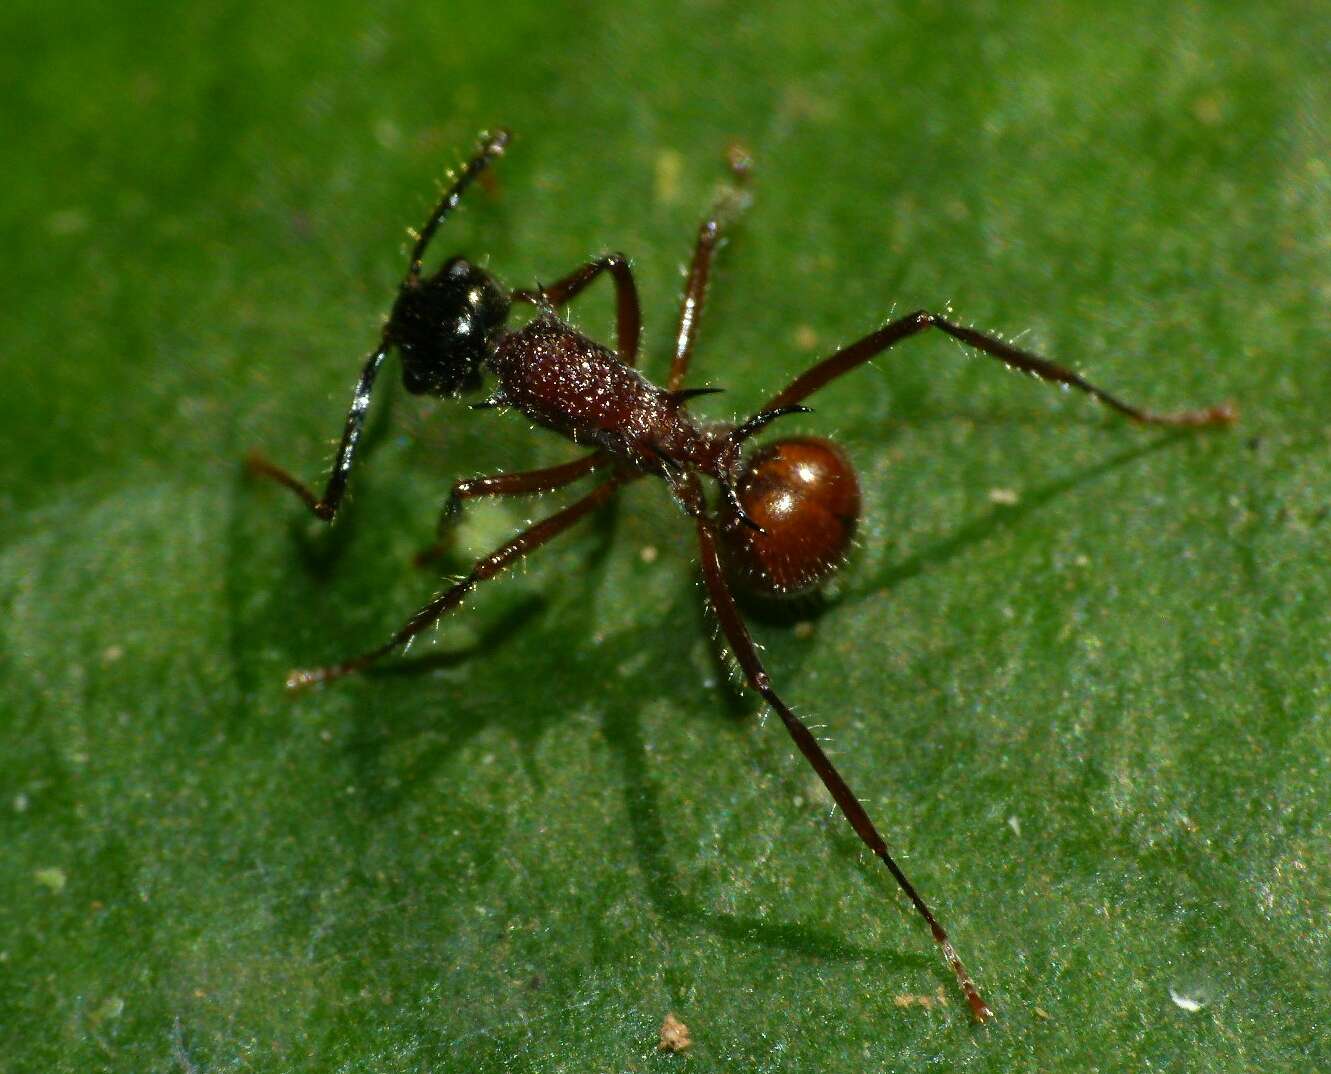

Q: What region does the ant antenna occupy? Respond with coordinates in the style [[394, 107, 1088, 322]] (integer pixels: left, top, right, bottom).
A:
[[407, 127, 510, 281]]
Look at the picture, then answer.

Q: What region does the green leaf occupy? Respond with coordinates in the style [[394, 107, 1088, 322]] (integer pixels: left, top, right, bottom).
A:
[[3, 3, 1328, 1070]]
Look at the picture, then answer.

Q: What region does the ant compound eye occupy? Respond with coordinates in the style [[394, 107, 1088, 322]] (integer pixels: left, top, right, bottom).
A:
[[721, 437, 861, 598]]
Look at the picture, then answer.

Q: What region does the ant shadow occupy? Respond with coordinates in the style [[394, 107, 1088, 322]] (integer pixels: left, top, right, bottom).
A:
[[595, 427, 1196, 972], [847, 429, 1193, 601], [599, 653, 932, 972], [274, 487, 927, 972], [230, 424, 1203, 988], [348, 578, 927, 972], [337, 494, 625, 815]]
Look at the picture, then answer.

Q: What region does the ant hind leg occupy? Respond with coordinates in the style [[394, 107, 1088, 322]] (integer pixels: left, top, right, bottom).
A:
[[694, 516, 994, 1023]]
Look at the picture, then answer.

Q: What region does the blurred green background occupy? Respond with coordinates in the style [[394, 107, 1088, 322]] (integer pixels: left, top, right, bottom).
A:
[[3, 2, 1328, 1070]]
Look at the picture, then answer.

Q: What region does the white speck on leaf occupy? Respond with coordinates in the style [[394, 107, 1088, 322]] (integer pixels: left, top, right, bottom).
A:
[[1169, 985, 1207, 1012]]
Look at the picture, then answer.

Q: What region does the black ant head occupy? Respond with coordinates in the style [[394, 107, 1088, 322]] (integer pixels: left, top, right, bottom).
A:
[[388, 257, 510, 396]]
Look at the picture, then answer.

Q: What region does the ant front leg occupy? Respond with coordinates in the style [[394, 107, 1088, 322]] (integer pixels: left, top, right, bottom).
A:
[[765, 310, 1237, 426], [288, 473, 627, 688], [694, 517, 994, 1023], [513, 254, 642, 364], [414, 451, 609, 566]]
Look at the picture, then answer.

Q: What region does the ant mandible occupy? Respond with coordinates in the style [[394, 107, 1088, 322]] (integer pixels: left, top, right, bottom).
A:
[[248, 128, 1236, 1023]]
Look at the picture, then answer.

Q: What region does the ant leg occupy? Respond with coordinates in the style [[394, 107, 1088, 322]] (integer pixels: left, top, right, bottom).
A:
[[764, 310, 1237, 425], [414, 451, 609, 566], [666, 144, 754, 391], [437, 453, 608, 530], [513, 254, 642, 364], [694, 517, 994, 1023], [246, 344, 391, 521], [287, 473, 628, 689], [406, 128, 510, 281]]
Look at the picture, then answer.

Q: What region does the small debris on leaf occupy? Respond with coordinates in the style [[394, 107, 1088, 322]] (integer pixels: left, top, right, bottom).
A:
[[654, 149, 683, 205], [658, 1012, 692, 1052], [893, 985, 949, 1011]]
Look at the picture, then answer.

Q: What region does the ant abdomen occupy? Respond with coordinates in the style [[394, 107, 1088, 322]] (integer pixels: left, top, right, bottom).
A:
[[721, 437, 861, 598]]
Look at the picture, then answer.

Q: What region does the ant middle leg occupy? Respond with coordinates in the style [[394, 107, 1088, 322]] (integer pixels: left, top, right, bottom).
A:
[[763, 310, 1237, 426], [513, 254, 642, 364], [413, 451, 609, 566], [287, 472, 628, 689]]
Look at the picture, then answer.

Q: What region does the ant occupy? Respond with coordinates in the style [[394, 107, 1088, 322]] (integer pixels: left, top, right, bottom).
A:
[[248, 128, 1237, 1023]]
